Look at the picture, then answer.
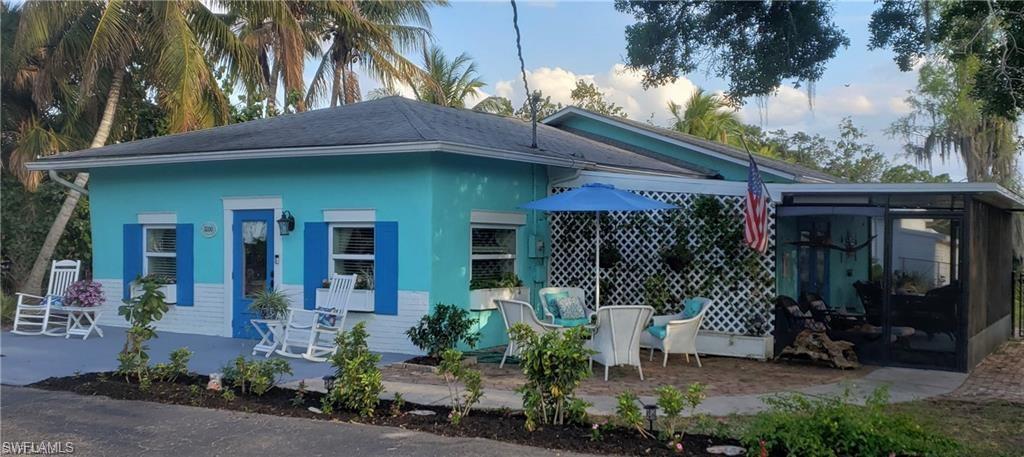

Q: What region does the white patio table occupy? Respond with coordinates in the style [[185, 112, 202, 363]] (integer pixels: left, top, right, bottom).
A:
[[251, 319, 284, 357], [58, 306, 103, 340]]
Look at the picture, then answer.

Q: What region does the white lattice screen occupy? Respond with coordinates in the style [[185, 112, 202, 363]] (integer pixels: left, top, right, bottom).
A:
[[547, 188, 776, 336]]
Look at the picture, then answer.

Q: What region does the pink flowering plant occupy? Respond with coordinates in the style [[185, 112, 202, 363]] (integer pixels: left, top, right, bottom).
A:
[[64, 280, 104, 307]]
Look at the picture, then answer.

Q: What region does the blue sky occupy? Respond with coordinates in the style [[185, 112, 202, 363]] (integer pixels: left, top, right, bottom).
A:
[[339, 1, 978, 179]]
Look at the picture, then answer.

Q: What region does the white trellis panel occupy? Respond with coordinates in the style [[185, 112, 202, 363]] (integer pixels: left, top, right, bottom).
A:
[[547, 187, 776, 336]]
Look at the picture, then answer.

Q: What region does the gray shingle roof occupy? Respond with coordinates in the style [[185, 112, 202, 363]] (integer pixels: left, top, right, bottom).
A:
[[32, 97, 708, 177], [544, 107, 842, 183]]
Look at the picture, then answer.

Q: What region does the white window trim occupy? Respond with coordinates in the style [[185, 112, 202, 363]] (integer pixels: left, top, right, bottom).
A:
[[138, 212, 177, 224], [470, 224, 520, 283], [328, 222, 376, 290], [470, 210, 526, 226], [324, 209, 376, 223]]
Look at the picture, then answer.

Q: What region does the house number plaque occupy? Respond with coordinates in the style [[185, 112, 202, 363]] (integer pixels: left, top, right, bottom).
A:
[[200, 222, 218, 238]]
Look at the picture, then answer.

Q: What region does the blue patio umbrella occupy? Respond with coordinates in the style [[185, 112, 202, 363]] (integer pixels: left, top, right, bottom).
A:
[[521, 183, 676, 307]]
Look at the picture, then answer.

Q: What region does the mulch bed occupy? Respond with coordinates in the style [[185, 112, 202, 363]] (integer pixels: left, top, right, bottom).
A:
[[402, 355, 441, 366], [31, 372, 742, 456]]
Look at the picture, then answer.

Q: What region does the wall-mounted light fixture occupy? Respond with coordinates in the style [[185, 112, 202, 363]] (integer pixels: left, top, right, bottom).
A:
[[277, 210, 295, 235]]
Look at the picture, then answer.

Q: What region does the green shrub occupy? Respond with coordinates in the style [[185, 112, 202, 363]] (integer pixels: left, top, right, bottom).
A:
[[615, 391, 653, 438], [508, 323, 593, 430], [152, 347, 192, 383], [324, 322, 383, 417], [406, 303, 479, 358], [741, 387, 960, 457], [248, 288, 291, 320], [438, 348, 483, 425], [1, 292, 16, 326], [221, 357, 292, 396], [656, 383, 706, 439], [117, 276, 169, 382]]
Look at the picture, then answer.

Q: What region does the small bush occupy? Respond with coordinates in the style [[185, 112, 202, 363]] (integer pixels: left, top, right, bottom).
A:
[[221, 357, 292, 396], [615, 391, 653, 438], [742, 387, 960, 457], [248, 288, 291, 320], [406, 303, 479, 358], [324, 322, 383, 417], [438, 348, 483, 425], [291, 381, 307, 407], [390, 392, 406, 417], [152, 347, 192, 383], [656, 383, 706, 440], [117, 276, 169, 382], [1, 293, 15, 326], [509, 323, 594, 430]]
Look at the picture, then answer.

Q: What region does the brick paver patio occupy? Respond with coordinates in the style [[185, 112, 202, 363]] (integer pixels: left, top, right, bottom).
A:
[[948, 340, 1024, 404], [383, 353, 873, 397]]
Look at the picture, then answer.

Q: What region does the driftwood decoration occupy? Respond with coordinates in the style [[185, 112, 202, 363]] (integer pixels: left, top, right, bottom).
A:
[[779, 330, 860, 369]]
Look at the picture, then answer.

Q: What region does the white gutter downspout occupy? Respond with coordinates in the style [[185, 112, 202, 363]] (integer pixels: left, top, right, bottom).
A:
[[49, 169, 88, 195]]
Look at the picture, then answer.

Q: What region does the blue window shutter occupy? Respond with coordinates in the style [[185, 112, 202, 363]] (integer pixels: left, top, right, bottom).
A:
[[123, 224, 143, 300], [304, 222, 329, 310], [374, 221, 398, 316], [175, 224, 194, 306]]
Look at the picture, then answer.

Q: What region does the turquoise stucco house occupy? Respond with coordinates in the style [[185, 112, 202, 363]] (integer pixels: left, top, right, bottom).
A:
[[28, 98, 1020, 369]]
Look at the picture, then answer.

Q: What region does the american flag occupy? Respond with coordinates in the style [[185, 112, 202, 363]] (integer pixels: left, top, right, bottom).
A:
[[744, 153, 770, 254]]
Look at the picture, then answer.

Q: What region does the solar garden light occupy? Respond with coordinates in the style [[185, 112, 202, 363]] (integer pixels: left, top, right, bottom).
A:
[[642, 401, 659, 432]]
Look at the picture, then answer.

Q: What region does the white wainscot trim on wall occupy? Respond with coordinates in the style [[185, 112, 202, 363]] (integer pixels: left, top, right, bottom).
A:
[[696, 330, 774, 361], [95, 279, 225, 336]]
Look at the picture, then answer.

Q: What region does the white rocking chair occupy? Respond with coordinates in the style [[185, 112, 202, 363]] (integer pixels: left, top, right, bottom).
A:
[[12, 260, 81, 336], [275, 274, 355, 362]]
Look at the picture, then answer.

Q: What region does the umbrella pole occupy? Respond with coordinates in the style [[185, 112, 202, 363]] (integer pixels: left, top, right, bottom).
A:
[[595, 212, 601, 309]]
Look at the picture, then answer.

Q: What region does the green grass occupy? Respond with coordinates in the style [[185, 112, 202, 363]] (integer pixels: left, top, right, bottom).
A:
[[890, 399, 1024, 457]]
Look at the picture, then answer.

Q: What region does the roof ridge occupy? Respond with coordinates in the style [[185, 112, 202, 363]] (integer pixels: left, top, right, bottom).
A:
[[389, 97, 435, 141]]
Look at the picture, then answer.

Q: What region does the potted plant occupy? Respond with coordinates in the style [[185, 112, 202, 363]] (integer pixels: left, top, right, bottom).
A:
[[64, 280, 105, 307], [249, 289, 291, 320]]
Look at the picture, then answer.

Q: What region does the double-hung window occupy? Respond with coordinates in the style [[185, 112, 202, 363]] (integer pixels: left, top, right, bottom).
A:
[[144, 225, 177, 284], [470, 225, 517, 287], [330, 224, 374, 290]]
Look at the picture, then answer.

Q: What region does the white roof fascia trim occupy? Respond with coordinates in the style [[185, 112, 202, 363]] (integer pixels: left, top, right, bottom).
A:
[[544, 107, 802, 181], [769, 182, 1024, 210], [560, 170, 748, 197], [26, 141, 594, 171]]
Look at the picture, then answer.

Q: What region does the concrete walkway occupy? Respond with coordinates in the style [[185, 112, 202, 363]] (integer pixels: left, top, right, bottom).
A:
[[2, 387, 589, 457], [286, 366, 967, 416], [0, 328, 409, 386]]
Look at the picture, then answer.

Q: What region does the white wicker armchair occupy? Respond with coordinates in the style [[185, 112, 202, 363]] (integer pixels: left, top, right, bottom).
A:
[[640, 297, 711, 367], [495, 299, 563, 368], [585, 305, 655, 381]]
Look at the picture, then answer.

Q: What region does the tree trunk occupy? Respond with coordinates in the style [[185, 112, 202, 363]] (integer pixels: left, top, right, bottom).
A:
[[331, 61, 342, 107], [21, 68, 125, 294]]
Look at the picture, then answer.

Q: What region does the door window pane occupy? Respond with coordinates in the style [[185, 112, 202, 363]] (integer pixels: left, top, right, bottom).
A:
[[242, 221, 268, 298]]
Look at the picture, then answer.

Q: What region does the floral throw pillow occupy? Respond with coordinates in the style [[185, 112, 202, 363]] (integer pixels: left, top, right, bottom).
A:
[[555, 296, 587, 320]]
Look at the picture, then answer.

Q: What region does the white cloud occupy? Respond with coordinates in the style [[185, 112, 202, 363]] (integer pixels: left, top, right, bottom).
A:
[[887, 96, 912, 115]]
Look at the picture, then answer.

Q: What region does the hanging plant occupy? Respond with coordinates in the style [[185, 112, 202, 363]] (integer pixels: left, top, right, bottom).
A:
[[660, 242, 693, 273], [599, 241, 622, 269]]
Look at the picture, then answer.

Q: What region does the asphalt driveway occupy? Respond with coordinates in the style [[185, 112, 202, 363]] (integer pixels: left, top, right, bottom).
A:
[[1, 387, 587, 457]]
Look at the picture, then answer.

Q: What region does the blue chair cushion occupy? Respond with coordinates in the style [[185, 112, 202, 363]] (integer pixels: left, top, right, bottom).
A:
[[682, 298, 704, 319], [554, 317, 590, 328], [648, 325, 667, 340], [45, 294, 64, 307], [543, 291, 570, 319]]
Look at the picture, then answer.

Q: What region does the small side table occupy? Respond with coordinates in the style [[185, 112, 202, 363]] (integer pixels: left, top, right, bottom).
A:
[[59, 306, 104, 340], [251, 319, 284, 357]]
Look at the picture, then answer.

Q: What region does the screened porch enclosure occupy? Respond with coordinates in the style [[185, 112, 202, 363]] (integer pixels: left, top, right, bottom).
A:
[[774, 189, 1017, 372]]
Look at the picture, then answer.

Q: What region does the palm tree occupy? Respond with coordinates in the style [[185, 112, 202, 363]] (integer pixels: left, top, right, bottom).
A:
[[412, 45, 486, 108], [306, 0, 443, 108], [668, 88, 742, 145], [13, 0, 261, 294]]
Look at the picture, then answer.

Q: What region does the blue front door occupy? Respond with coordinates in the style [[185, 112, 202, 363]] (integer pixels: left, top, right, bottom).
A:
[[232, 210, 275, 339]]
